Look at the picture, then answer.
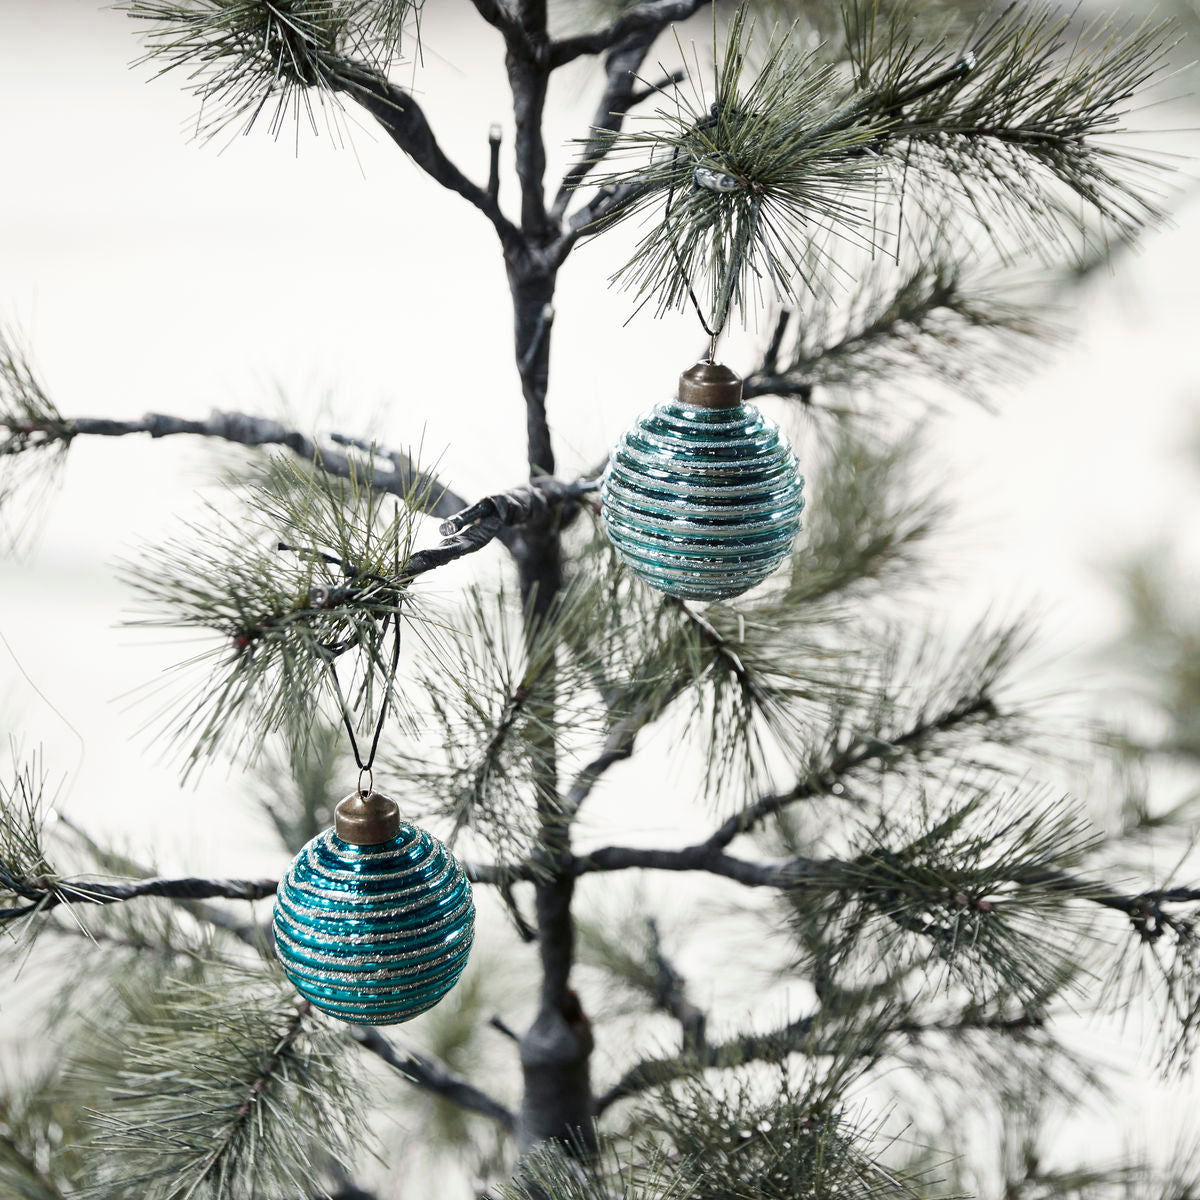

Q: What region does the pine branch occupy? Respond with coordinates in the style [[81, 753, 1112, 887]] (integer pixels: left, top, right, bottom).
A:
[[1, 405, 467, 522], [188, 1000, 312, 1192], [741, 258, 1051, 408], [348, 1025, 517, 1132], [595, 1012, 818, 1113], [587, 5, 1171, 322], [0, 875, 278, 925], [596, 1005, 1050, 1113], [647, 918, 707, 1056], [703, 691, 1001, 852], [81, 971, 365, 1198]]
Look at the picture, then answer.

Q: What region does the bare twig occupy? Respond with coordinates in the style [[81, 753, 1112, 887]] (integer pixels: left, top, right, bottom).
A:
[[647, 917, 707, 1055], [331, 61, 521, 249], [490, 1013, 522, 1042], [348, 1024, 517, 1132], [561, 678, 689, 819], [3, 409, 468, 521], [549, 0, 707, 67], [550, 34, 662, 222]]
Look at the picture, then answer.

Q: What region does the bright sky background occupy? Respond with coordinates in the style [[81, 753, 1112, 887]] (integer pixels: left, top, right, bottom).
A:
[[1, 0, 1198, 1193]]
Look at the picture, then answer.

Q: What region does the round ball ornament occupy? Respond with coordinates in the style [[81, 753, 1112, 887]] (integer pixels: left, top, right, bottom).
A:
[[600, 362, 805, 601], [273, 789, 474, 1025]]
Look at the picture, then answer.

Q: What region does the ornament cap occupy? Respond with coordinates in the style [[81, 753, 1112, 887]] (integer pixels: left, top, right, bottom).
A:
[[677, 361, 743, 410], [335, 790, 402, 845]]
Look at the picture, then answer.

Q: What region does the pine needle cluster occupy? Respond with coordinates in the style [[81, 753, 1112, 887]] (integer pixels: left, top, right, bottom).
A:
[[589, 2, 1171, 324], [75, 968, 367, 1199], [122, 452, 435, 774], [119, 0, 418, 137]]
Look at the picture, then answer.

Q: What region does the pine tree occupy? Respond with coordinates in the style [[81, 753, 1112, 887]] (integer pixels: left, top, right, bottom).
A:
[[1, 2, 1197, 1198]]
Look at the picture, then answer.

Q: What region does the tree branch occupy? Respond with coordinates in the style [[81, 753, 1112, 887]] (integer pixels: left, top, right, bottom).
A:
[[595, 1012, 817, 1113], [549, 34, 661, 222], [647, 917, 707, 1056], [573, 844, 828, 889], [561, 678, 688, 820], [330, 61, 521, 249], [4, 409, 468, 522], [595, 1006, 1050, 1113], [549, 0, 706, 67], [703, 693, 1001, 853], [348, 1024, 517, 1133], [0, 874, 278, 924]]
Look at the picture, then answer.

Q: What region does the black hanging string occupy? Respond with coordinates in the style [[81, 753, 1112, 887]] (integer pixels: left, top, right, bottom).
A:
[[325, 596, 403, 795], [662, 105, 760, 360]]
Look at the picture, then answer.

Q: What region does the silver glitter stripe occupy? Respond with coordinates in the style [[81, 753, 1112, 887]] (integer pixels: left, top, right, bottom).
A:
[[614, 441, 794, 478], [651, 401, 770, 428], [282, 857, 461, 910], [602, 472, 800, 505], [319, 827, 457, 862], [610, 450, 797, 486], [601, 497, 804, 537], [281, 947, 470, 990], [603, 470, 803, 509], [277, 878, 466, 924], [628, 426, 775, 454], [303, 832, 443, 883], [274, 891, 474, 944], [601, 526, 797, 562], [298, 994, 443, 1018], [273, 914, 474, 969], [318, 827, 421, 858]]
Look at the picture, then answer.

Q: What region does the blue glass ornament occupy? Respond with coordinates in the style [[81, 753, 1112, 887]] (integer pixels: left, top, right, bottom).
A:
[[601, 362, 805, 601], [273, 790, 474, 1025]]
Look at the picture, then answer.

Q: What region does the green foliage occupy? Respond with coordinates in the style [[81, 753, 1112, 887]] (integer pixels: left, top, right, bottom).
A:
[[782, 785, 1097, 1004], [589, 2, 1170, 324], [122, 452, 436, 776], [641, 1066, 936, 1200], [0, 328, 69, 552], [496, 1139, 695, 1200], [384, 579, 617, 874], [785, 428, 945, 603], [0, 1063, 81, 1200], [120, 0, 417, 138], [1111, 549, 1200, 763], [746, 254, 1054, 411], [253, 719, 348, 849], [75, 966, 368, 1199], [590, 9, 884, 328]]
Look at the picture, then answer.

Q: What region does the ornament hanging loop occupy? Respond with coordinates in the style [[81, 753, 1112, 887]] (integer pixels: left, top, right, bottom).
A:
[[358, 766, 374, 798]]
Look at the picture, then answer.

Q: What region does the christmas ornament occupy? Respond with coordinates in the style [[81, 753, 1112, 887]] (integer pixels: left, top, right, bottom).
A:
[[601, 362, 805, 601], [273, 789, 474, 1025]]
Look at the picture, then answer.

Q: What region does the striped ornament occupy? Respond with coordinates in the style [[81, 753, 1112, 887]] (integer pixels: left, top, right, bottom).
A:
[[273, 822, 474, 1025], [601, 399, 805, 601]]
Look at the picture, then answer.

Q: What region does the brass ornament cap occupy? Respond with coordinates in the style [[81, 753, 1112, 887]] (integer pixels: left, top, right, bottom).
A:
[[677, 361, 743, 410], [334, 790, 402, 845]]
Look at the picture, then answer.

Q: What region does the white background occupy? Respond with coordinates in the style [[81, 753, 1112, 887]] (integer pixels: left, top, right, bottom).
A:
[[1, 0, 1198, 1193]]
